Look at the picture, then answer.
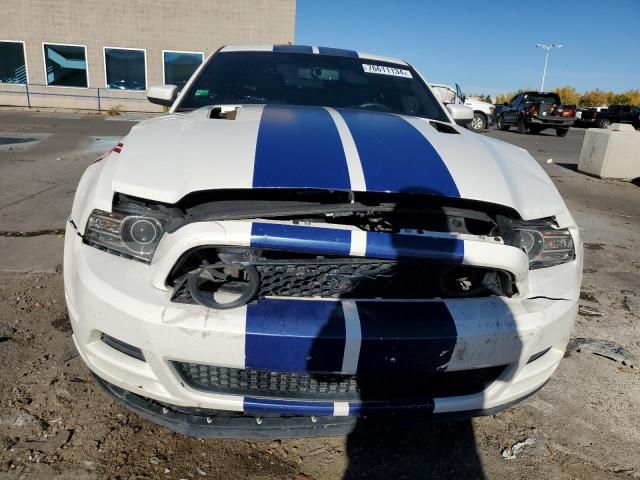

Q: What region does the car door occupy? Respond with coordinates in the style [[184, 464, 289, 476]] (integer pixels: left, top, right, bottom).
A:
[[632, 107, 640, 128], [504, 94, 523, 124], [620, 106, 633, 124], [608, 106, 621, 123], [433, 85, 457, 105]]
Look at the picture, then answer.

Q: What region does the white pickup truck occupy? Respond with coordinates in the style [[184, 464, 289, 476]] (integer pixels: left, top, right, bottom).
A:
[[431, 83, 495, 132]]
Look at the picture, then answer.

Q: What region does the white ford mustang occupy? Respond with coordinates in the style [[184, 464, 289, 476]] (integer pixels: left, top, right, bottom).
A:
[[64, 45, 582, 438]]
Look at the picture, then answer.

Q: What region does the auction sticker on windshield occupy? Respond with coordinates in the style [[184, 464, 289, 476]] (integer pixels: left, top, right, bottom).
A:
[[362, 64, 413, 78]]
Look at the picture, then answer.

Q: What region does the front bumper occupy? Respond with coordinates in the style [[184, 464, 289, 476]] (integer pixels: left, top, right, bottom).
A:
[[64, 220, 580, 437], [95, 374, 548, 438]]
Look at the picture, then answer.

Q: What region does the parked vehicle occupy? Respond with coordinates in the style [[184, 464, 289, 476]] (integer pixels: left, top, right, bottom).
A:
[[431, 83, 495, 132], [496, 91, 576, 136], [494, 102, 507, 118], [577, 107, 608, 127], [593, 104, 640, 129], [64, 45, 581, 438]]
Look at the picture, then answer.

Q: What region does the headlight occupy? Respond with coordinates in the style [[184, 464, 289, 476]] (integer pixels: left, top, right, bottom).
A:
[[514, 220, 575, 269], [84, 208, 168, 262]]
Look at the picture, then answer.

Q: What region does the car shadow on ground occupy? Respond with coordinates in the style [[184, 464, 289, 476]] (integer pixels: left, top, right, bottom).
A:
[[306, 188, 523, 479], [341, 420, 483, 479]]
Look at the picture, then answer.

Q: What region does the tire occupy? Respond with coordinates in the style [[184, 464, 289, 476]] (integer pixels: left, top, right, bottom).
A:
[[496, 114, 509, 131], [468, 112, 487, 132], [517, 115, 528, 134], [598, 118, 611, 129], [529, 126, 543, 134], [556, 128, 569, 137]]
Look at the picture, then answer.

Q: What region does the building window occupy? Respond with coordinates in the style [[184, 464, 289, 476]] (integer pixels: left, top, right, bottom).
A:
[[163, 51, 203, 90], [43, 43, 88, 87], [104, 47, 146, 90], [0, 41, 27, 84]]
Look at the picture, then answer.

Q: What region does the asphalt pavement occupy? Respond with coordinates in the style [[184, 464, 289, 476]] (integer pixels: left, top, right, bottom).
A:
[[0, 111, 141, 271], [483, 126, 585, 166]]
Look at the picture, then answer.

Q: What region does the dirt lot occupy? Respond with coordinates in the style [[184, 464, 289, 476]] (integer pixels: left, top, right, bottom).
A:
[[0, 112, 639, 479]]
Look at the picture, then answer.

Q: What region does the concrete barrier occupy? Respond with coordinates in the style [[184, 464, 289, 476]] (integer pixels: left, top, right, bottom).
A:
[[578, 123, 640, 181]]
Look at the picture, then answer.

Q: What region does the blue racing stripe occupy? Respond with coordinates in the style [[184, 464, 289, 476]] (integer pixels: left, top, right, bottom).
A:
[[317, 46, 358, 58], [245, 298, 346, 373], [244, 397, 335, 416], [250, 223, 351, 256], [253, 105, 351, 190], [355, 301, 457, 375], [273, 44, 314, 54], [337, 109, 460, 196], [365, 231, 464, 261]]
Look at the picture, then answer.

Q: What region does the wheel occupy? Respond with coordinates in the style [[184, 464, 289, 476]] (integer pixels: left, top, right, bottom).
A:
[[556, 128, 569, 137], [468, 112, 487, 132], [496, 114, 509, 131], [598, 118, 611, 129], [529, 126, 543, 134], [517, 115, 528, 134]]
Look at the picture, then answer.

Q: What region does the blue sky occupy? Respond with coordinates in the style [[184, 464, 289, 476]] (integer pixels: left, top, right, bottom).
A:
[[295, 0, 640, 96]]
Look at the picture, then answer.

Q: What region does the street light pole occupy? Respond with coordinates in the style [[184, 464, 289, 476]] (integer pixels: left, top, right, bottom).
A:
[[536, 43, 562, 91]]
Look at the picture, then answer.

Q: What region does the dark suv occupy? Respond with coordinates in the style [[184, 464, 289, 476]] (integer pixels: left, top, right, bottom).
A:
[[496, 92, 576, 136]]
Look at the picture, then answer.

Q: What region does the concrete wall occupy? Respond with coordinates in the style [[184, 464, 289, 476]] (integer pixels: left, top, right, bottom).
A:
[[0, 0, 296, 111]]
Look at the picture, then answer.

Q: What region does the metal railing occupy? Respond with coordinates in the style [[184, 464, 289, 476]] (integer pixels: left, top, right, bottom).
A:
[[0, 82, 156, 112]]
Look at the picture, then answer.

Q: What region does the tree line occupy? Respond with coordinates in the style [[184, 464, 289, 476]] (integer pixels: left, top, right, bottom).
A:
[[490, 87, 640, 107]]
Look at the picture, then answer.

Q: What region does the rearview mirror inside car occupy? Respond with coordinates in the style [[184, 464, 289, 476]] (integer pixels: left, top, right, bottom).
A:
[[147, 85, 178, 107]]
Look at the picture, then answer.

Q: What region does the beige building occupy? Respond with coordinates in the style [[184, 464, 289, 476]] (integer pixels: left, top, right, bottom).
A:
[[0, 0, 296, 112]]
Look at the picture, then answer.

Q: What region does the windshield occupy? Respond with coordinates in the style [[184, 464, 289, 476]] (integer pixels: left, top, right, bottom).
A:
[[524, 93, 561, 105], [176, 52, 449, 121]]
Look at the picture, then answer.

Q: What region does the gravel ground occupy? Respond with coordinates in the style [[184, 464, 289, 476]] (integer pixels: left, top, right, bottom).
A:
[[0, 113, 639, 479]]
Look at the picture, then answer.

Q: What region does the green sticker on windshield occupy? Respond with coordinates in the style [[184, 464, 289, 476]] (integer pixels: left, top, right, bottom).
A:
[[195, 89, 209, 96]]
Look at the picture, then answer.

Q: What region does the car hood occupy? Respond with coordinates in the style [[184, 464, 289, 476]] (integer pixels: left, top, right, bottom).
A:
[[112, 104, 565, 220]]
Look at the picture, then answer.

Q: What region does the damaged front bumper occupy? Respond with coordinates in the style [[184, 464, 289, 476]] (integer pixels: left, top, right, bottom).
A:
[[94, 374, 548, 438], [64, 213, 581, 437]]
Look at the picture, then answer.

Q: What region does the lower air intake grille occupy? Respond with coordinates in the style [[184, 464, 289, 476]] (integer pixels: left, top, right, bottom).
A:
[[256, 261, 395, 298], [173, 363, 505, 401], [170, 256, 514, 304]]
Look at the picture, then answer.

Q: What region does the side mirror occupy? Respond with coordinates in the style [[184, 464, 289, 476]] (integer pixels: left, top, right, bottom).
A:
[[147, 85, 177, 107], [446, 104, 474, 125]]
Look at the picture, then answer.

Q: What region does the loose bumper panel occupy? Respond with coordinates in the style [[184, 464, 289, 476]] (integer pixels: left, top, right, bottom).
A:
[[250, 222, 464, 261], [95, 374, 539, 439]]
